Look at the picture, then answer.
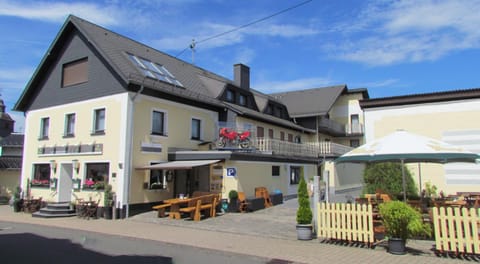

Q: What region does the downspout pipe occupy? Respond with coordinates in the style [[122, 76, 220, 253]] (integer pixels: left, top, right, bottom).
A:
[[125, 84, 143, 218]]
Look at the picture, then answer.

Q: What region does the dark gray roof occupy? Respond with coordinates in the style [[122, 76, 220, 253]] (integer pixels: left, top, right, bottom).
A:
[[270, 85, 347, 117], [361, 87, 480, 109], [223, 102, 315, 133], [16, 15, 318, 132], [0, 134, 24, 147]]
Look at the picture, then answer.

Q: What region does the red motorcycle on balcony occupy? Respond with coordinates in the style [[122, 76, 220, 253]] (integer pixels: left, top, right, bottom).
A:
[[217, 128, 251, 148]]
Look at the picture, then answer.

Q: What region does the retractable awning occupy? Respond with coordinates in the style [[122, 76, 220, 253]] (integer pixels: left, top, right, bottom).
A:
[[136, 160, 221, 170]]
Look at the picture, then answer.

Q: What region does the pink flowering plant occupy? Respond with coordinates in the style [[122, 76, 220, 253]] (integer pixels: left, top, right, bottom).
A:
[[31, 179, 50, 187], [82, 179, 105, 190]]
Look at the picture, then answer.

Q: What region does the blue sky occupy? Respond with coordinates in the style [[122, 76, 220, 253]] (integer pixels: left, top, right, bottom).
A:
[[1, 0, 480, 133]]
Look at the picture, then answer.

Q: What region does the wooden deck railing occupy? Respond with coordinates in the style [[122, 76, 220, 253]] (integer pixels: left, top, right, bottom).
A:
[[317, 202, 375, 246], [432, 207, 480, 255]]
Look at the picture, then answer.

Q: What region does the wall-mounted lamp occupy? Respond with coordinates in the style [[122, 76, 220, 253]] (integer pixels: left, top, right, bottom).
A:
[[49, 160, 57, 173], [72, 159, 80, 173]]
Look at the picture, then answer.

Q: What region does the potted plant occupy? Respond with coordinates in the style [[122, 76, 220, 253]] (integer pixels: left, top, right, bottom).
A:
[[227, 190, 239, 212], [379, 201, 431, 254], [296, 176, 313, 240], [12, 186, 23, 212], [103, 184, 114, 219]]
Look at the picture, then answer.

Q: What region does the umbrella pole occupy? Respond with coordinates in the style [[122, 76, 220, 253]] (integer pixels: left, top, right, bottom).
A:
[[401, 159, 406, 202]]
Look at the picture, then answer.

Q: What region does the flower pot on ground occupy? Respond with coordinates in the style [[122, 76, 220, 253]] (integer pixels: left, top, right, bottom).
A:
[[296, 177, 313, 240], [379, 201, 431, 255], [228, 190, 239, 212]]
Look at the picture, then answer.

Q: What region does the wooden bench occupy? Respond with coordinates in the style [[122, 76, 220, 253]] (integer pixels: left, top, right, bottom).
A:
[[192, 191, 212, 197], [152, 203, 171, 218], [199, 194, 220, 217], [179, 198, 202, 221]]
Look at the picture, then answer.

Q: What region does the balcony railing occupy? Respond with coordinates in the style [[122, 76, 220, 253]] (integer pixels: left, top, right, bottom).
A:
[[346, 123, 364, 135], [318, 118, 364, 136], [318, 118, 345, 136], [253, 138, 352, 158]]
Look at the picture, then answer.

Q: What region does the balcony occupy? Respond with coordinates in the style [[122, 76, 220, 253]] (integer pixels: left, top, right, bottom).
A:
[[254, 138, 352, 158], [318, 118, 364, 136]]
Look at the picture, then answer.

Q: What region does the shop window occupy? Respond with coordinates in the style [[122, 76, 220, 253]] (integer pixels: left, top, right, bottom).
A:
[[83, 163, 109, 190], [31, 164, 51, 187], [149, 166, 167, 190]]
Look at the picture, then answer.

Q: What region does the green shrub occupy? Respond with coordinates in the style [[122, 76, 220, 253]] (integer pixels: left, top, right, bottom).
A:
[[104, 184, 114, 207], [228, 190, 238, 201], [379, 201, 430, 241], [296, 177, 312, 225], [363, 162, 417, 198]]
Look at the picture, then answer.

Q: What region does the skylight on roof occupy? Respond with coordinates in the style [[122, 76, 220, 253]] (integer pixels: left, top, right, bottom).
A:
[[127, 53, 183, 87]]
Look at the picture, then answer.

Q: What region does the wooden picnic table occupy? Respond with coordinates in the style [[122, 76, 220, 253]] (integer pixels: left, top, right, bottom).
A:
[[163, 198, 192, 219]]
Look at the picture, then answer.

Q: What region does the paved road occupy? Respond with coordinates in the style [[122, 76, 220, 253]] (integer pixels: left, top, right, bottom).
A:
[[0, 221, 269, 264], [0, 200, 475, 264]]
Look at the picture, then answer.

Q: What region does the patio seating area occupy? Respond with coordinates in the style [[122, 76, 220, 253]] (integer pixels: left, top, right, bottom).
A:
[[76, 199, 100, 220]]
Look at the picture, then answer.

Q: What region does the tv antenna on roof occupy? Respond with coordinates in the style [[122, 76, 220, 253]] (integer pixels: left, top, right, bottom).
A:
[[190, 39, 196, 64]]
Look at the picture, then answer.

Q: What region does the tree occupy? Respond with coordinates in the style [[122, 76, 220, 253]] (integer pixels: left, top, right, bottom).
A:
[[296, 176, 312, 224], [363, 162, 418, 199]]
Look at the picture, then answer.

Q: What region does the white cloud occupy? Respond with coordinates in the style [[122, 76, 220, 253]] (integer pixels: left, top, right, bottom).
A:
[[255, 77, 336, 94], [154, 21, 318, 51], [0, 0, 123, 26], [353, 79, 399, 88], [234, 48, 255, 65], [330, 0, 480, 66]]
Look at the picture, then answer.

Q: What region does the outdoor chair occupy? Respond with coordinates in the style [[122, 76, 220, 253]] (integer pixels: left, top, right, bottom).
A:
[[237, 192, 250, 213]]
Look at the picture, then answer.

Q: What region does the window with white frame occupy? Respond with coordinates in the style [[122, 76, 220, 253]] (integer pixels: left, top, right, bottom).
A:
[[152, 110, 167, 136], [31, 164, 51, 187], [93, 108, 105, 134], [191, 118, 201, 140], [149, 165, 166, 190], [83, 162, 109, 190], [39, 117, 49, 140], [64, 113, 75, 137]]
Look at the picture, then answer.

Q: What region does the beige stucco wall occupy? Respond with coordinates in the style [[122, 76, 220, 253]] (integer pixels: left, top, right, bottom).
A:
[[222, 160, 317, 198], [21, 93, 127, 204], [364, 99, 480, 195], [129, 94, 219, 204]]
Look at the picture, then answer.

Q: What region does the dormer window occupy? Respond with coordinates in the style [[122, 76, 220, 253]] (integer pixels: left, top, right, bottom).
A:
[[127, 53, 183, 87], [226, 90, 235, 102], [239, 94, 246, 106]]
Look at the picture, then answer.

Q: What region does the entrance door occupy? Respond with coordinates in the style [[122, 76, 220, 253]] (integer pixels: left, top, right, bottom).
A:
[[58, 163, 73, 202]]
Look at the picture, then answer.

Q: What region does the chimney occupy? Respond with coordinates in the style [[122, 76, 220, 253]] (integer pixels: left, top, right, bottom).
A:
[[234, 64, 250, 90]]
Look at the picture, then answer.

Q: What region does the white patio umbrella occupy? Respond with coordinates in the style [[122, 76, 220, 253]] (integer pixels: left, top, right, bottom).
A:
[[335, 129, 480, 201]]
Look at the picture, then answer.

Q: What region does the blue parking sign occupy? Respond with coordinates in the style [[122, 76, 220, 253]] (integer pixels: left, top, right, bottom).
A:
[[226, 167, 237, 177]]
